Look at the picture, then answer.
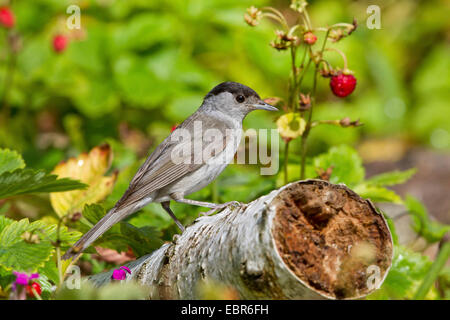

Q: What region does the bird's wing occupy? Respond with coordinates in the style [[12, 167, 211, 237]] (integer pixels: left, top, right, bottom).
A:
[[114, 113, 231, 210]]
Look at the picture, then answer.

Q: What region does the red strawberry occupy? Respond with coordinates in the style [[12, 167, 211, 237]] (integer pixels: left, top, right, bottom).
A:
[[25, 282, 42, 297], [52, 34, 68, 53], [0, 7, 15, 28], [330, 73, 357, 97], [303, 32, 317, 45]]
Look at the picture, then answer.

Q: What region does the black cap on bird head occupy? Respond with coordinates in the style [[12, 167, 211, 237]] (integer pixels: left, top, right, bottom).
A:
[[205, 81, 261, 100], [204, 81, 277, 112]]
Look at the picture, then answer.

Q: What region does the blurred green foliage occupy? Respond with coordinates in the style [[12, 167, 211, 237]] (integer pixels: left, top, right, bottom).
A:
[[0, 0, 448, 166], [368, 245, 438, 300], [405, 195, 450, 244], [55, 280, 150, 300]]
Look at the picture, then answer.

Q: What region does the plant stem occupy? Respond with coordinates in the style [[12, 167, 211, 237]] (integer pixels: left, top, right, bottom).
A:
[[263, 13, 288, 30], [330, 22, 354, 29], [309, 65, 319, 124], [299, 135, 307, 179], [296, 58, 311, 98], [303, 8, 313, 30], [295, 46, 310, 93], [262, 7, 289, 30], [299, 62, 319, 180], [413, 238, 450, 299], [326, 47, 348, 70], [299, 7, 312, 30], [211, 180, 219, 203], [56, 246, 63, 286], [289, 45, 298, 111], [285, 34, 301, 183], [299, 45, 308, 68], [284, 140, 290, 185], [311, 119, 340, 127], [299, 29, 330, 179], [288, 24, 301, 37], [321, 29, 331, 52]]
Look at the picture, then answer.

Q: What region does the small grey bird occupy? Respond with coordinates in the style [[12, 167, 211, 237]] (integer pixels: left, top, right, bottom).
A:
[[63, 81, 277, 260]]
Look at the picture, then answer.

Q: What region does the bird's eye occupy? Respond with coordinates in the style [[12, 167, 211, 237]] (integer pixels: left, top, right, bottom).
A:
[[236, 95, 245, 103]]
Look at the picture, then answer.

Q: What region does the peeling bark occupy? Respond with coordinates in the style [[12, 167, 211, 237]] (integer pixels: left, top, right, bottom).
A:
[[90, 180, 393, 299]]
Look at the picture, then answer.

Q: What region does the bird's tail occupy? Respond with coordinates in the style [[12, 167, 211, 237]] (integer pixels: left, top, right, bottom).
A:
[[62, 205, 134, 261]]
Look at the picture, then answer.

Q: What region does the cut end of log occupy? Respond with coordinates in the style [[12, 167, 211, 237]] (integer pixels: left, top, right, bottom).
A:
[[271, 180, 393, 299]]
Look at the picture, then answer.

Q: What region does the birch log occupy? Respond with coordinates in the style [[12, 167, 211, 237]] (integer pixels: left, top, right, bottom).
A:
[[89, 180, 393, 299]]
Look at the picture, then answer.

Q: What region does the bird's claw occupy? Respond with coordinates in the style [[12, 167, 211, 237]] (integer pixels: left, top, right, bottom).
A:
[[198, 201, 243, 217], [228, 201, 243, 209], [199, 207, 218, 217]]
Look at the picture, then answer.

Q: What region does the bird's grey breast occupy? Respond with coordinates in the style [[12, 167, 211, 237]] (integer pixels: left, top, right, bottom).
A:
[[154, 110, 243, 200]]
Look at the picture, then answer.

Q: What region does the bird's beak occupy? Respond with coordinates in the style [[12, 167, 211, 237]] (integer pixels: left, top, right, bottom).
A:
[[252, 100, 278, 111]]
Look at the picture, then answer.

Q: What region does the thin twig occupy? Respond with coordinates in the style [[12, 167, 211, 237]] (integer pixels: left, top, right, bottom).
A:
[[299, 28, 330, 179], [284, 140, 290, 185]]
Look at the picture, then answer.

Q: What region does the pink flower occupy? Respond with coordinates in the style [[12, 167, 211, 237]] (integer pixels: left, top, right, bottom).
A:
[[12, 271, 39, 291], [111, 266, 131, 280]]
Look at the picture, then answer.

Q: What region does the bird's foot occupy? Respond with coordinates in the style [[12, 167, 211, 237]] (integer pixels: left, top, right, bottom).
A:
[[199, 201, 243, 217]]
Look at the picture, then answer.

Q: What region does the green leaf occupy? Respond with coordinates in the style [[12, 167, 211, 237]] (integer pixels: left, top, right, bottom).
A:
[[313, 145, 365, 187], [381, 211, 399, 245], [0, 264, 14, 289], [0, 168, 87, 199], [36, 274, 54, 299], [81, 204, 106, 227], [0, 216, 81, 273], [366, 168, 417, 187], [77, 204, 121, 241], [0, 218, 54, 271], [353, 184, 402, 204], [405, 195, 450, 243], [127, 204, 174, 231], [0, 215, 14, 233], [0, 148, 25, 175], [118, 223, 163, 257], [78, 204, 163, 257], [0, 218, 46, 246], [367, 245, 437, 299], [37, 258, 59, 285], [97, 222, 163, 257], [39, 224, 82, 250]]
